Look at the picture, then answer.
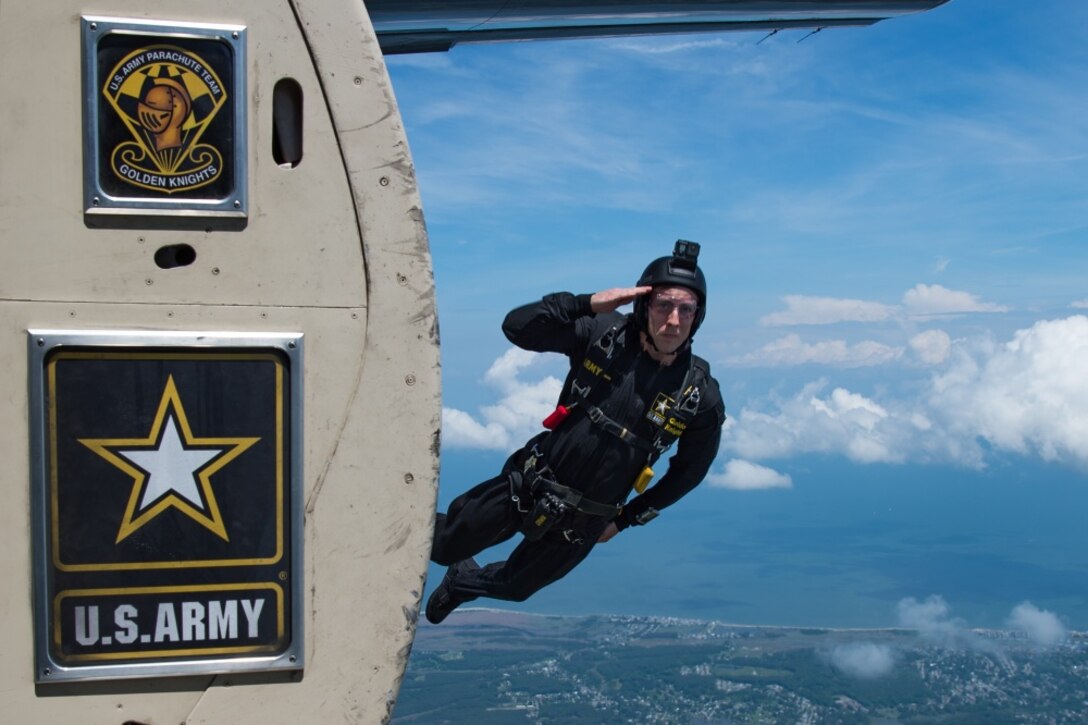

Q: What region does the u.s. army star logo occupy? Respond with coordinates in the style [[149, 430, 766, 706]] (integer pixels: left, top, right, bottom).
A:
[[79, 375, 258, 544], [646, 392, 675, 427]]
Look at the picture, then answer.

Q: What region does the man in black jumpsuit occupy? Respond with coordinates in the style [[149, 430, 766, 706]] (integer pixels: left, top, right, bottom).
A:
[[426, 242, 725, 624]]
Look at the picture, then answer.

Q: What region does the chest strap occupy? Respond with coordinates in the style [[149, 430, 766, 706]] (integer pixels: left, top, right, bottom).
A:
[[586, 404, 653, 452]]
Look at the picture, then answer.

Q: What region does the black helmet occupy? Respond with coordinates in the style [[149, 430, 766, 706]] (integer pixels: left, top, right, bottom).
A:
[[633, 239, 707, 337]]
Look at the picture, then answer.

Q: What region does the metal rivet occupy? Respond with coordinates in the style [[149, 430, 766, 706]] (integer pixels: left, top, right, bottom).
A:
[[145, 278, 153, 286], [212, 267, 221, 275], [233, 199, 241, 208], [379, 177, 390, 187], [404, 473, 414, 484], [288, 341, 296, 349], [92, 196, 100, 206], [396, 273, 408, 285], [232, 31, 239, 39], [37, 338, 45, 347], [405, 374, 416, 386], [353, 76, 363, 86], [89, 22, 97, 31]]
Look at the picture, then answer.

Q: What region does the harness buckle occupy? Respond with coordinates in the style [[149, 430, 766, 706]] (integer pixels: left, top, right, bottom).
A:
[[562, 529, 585, 545], [677, 385, 701, 415], [594, 327, 616, 358]]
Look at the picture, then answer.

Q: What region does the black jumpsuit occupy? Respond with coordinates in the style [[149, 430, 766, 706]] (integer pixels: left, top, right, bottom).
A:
[[431, 292, 725, 604]]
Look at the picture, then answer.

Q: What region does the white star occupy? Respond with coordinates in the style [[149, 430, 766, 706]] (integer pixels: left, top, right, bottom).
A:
[[119, 415, 224, 512]]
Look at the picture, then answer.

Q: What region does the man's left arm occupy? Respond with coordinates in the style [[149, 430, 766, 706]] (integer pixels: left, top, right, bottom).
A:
[[612, 387, 726, 532]]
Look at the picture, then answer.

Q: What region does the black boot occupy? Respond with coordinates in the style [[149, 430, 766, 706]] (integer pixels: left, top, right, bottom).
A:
[[425, 558, 478, 625]]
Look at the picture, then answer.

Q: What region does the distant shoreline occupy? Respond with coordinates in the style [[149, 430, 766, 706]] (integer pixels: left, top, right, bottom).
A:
[[423, 606, 1086, 638]]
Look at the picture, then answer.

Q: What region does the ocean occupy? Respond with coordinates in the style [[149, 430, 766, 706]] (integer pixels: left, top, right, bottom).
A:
[[430, 449, 1088, 631]]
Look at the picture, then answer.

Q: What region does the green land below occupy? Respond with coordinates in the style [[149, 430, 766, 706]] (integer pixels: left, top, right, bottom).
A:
[[393, 609, 1087, 723]]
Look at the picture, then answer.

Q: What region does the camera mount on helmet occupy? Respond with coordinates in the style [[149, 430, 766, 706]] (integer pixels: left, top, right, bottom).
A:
[[633, 239, 707, 338]]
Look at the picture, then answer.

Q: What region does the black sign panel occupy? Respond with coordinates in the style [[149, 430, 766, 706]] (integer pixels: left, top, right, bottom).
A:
[[81, 17, 247, 225], [39, 345, 295, 670], [96, 36, 236, 200]]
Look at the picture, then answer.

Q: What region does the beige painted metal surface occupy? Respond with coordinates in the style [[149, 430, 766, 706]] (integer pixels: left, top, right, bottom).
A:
[[0, 0, 438, 722]]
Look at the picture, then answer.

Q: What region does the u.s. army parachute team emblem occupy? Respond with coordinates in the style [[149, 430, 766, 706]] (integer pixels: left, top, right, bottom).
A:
[[103, 45, 227, 193]]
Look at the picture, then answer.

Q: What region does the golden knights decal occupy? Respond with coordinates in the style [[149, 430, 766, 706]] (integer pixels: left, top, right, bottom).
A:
[[103, 45, 227, 194], [29, 332, 302, 681], [82, 18, 246, 223]]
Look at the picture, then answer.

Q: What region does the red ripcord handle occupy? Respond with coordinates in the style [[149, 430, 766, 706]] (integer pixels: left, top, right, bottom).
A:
[[541, 405, 571, 430]]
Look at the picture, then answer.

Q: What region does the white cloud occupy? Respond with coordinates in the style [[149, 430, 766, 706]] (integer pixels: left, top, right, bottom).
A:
[[902, 284, 1008, 316], [442, 347, 564, 451], [761, 295, 894, 326], [1071, 299, 1088, 309], [909, 329, 952, 365], [1006, 602, 1067, 647], [895, 596, 1008, 662], [707, 459, 792, 490], [929, 315, 1088, 468], [729, 334, 902, 368], [827, 643, 896, 679], [932, 257, 951, 273], [441, 408, 510, 451], [758, 285, 1005, 330], [448, 316, 1088, 472], [724, 382, 916, 465], [723, 316, 1088, 470], [896, 595, 961, 637]]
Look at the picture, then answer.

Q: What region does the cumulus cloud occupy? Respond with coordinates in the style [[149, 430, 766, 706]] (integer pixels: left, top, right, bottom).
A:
[[827, 643, 896, 679], [902, 284, 1008, 316], [724, 382, 927, 465], [442, 347, 563, 451], [760, 295, 894, 326], [707, 459, 792, 490], [1007, 602, 1067, 647], [909, 329, 952, 365], [448, 316, 1088, 473], [896, 595, 963, 638], [758, 284, 1005, 328], [729, 334, 902, 368], [894, 596, 1016, 666], [723, 316, 1088, 471], [894, 595, 1003, 655], [929, 315, 1088, 468]]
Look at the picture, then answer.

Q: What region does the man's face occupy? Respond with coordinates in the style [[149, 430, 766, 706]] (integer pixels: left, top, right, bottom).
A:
[[646, 286, 698, 354]]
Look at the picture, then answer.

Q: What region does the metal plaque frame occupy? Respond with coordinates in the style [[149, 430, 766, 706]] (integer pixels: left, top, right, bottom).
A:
[[81, 17, 248, 228], [28, 330, 303, 683]]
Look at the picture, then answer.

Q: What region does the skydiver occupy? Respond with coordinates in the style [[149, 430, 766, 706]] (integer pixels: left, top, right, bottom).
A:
[[426, 241, 725, 624]]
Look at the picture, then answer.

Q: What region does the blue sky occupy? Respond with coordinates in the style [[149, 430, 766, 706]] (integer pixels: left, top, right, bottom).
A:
[[385, 0, 1088, 636]]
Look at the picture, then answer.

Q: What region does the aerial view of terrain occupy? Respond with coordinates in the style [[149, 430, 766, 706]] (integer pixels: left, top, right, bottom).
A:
[[394, 610, 1088, 723]]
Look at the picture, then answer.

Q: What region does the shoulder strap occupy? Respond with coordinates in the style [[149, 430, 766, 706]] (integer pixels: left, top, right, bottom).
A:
[[568, 318, 627, 402], [648, 355, 709, 456]]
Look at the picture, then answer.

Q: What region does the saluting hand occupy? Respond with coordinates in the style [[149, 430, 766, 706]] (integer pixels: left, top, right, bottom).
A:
[[590, 286, 652, 314]]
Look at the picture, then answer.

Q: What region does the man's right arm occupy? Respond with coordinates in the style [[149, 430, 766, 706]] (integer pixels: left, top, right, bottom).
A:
[[502, 287, 652, 356], [502, 292, 596, 356]]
